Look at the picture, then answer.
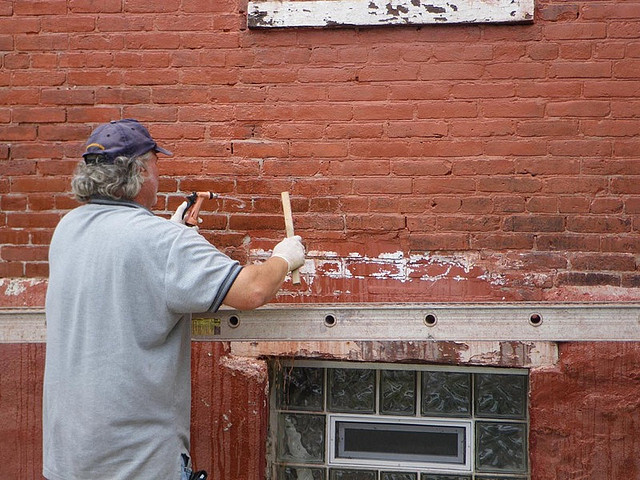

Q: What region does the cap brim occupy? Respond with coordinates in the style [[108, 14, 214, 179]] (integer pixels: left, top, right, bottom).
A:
[[155, 146, 173, 157]]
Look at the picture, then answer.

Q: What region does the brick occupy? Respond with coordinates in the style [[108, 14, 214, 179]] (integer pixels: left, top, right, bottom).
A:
[[95, 87, 149, 105], [262, 159, 326, 177], [613, 60, 640, 78], [526, 197, 557, 213], [387, 121, 447, 138], [558, 42, 592, 60], [471, 234, 534, 250], [544, 23, 607, 40], [15, 34, 69, 51], [353, 104, 414, 121], [125, 0, 179, 12], [289, 141, 347, 158], [297, 67, 355, 84], [601, 235, 640, 253], [517, 80, 582, 98], [556, 272, 620, 287], [477, 177, 542, 193], [0, 262, 24, 277], [527, 43, 559, 61], [177, 106, 233, 123], [549, 140, 612, 157], [358, 65, 419, 82], [42, 16, 95, 32], [232, 140, 288, 158], [325, 123, 384, 139], [346, 214, 405, 232], [96, 15, 150, 32], [483, 100, 545, 118], [450, 120, 515, 137], [126, 33, 181, 50], [69, 0, 122, 13], [484, 140, 546, 156], [414, 178, 476, 194], [409, 140, 483, 158], [0, 228, 30, 244], [268, 85, 326, 103], [419, 63, 484, 81], [0, 125, 37, 141], [515, 158, 580, 176], [353, 178, 412, 195], [504, 215, 564, 232], [536, 234, 600, 251], [392, 160, 450, 177], [11, 70, 66, 87], [0, 245, 48, 262], [608, 21, 640, 39], [571, 253, 635, 272], [292, 104, 352, 122], [121, 106, 177, 123], [584, 80, 640, 98], [0, 18, 40, 33], [417, 101, 477, 118], [409, 233, 469, 251], [558, 197, 589, 214], [611, 177, 640, 194], [567, 216, 631, 234], [12, 107, 66, 123], [41, 88, 95, 105], [66, 106, 121, 123], [550, 62, 612, 79], [543, 177, 607, 194], [228, 214, 283, 231], [583, 120, 640, 137], [516, 120, 579, 137], [389, 84, 449, 101], [7, 212, 63, 228], [14, 0, 66, 15], [0, 160, 36, 176], [486, 62, 546, 79], [69, 34, 124, 51], [539, 4, 579, 22], [38, 124, 90, 141]]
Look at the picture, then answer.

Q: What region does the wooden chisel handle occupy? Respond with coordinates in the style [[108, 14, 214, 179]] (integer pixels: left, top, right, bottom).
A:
[[281, 191, 301, 285]]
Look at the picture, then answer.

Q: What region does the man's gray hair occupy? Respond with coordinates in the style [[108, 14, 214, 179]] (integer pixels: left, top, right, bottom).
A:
[[71, 151, 154, 202]]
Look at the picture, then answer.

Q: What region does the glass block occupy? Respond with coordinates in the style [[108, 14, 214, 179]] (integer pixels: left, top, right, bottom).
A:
[[277, 366, 324, 411], [279, 465, 326, 480], [476, 422, 527, 473], [277, 413, 325, 463], [474, 374, 527, 419], [421, 371, 471, 417], [380, 370, 416, 415], [382, 472, 417, 480], [329, 469, 376, 480], [328, 368, 375, 413], [421, 475, 471, 480]]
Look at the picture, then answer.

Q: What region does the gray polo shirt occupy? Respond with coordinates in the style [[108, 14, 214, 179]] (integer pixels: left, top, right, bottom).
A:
[[43, 198, 242, 480]]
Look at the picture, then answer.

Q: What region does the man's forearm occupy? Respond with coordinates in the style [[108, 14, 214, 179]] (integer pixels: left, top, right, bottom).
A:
[[222, 257, 289, 310]]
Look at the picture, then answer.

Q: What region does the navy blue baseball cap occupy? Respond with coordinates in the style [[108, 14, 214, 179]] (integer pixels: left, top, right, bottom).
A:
[[83, 119, 173, 164]]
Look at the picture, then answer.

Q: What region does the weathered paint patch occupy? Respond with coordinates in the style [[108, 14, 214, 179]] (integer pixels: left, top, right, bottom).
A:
[[230, 340, 559, 368], [247, 0, 535, 28], [0, 279, 47, 307]]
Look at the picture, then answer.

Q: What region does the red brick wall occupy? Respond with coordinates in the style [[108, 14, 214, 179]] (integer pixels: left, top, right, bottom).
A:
[[1, 0, 639, 301], [1, 0, 640, 478]]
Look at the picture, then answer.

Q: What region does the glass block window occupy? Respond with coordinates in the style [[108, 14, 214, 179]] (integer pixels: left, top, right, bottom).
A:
[[270, 361, 529, 480]]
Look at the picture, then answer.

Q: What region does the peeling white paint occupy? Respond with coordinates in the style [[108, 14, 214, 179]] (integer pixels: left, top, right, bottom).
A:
[[249, 248, 494, 286], [1, 278, 46, 297]]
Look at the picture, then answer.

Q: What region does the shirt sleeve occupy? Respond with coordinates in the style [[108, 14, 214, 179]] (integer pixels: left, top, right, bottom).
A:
[[164, 227, 243, 313]]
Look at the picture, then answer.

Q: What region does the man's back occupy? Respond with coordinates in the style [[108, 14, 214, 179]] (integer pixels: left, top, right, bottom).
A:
[[43, 199, 240, 480]]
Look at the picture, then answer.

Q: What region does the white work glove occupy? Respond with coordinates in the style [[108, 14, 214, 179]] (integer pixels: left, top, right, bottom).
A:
[[271, 236, 305, 271], [170, 201, 200, 230]]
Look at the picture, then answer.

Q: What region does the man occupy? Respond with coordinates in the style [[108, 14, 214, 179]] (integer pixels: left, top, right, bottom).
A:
[[43, 119, 305, 480]]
